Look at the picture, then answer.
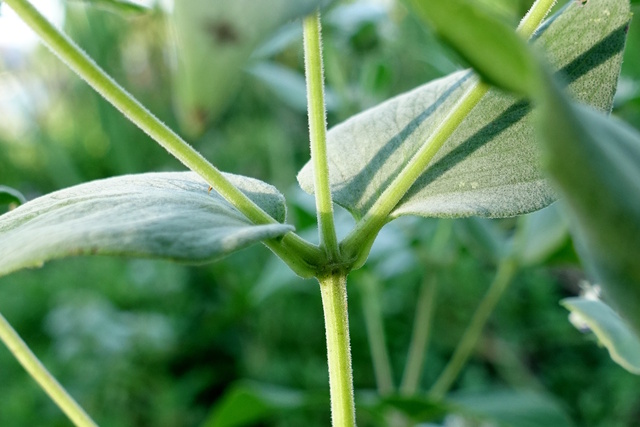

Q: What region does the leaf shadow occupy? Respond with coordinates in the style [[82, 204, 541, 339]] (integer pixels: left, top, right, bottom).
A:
[[340, 22, 629, 216]]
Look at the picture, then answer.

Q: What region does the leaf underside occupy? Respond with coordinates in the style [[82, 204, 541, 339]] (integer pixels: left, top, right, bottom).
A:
[[297, 0, 630, 220], [0, 172, 292, 278]]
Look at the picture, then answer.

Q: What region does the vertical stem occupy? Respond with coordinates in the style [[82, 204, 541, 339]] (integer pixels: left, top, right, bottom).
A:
[[400, 275, 437, 396], [303, 11, 340, 261], [359, 273, 394, 395], [428, 259, 517, 399], [319, 272, 356, 427], [0, 312, 98, 427]]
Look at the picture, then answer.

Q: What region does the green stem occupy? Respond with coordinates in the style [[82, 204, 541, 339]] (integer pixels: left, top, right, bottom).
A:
[[428, 259, 517, 400], [400, 274, 437, 396], [517, 0, 557, 38], [319, 272, 356, 427], [340, 0, 557, 263], [303, 11, 340, 261], [340, 82, 491, 260], [0, 312, 98, 427], [3, 0, 322, 276], [359, 273, 394, 395]]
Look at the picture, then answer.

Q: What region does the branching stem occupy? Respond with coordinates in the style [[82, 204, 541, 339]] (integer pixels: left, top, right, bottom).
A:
[[340, 0, 558, 263]]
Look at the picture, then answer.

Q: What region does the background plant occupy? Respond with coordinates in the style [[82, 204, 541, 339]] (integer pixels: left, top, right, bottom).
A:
[[1, 0, 640, 426]]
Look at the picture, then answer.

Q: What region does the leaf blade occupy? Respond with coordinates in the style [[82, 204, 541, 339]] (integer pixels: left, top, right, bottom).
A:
[[0, 172, 292, 278], [562, 298, 640, 375], [538, 87, 640, 336], [297, 0, 630, 221]]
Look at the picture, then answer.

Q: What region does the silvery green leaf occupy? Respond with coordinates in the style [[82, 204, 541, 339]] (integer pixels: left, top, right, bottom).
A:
[[0, 172, 292, 278], [297, 0, 630, 220], [538, 87, 640, 336], [562, 298, 640, 375], [170, 0, 332, 136]]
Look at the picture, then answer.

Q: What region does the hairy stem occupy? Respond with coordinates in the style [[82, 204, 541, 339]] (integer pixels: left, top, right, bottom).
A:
[[340, 0, 558, 263], [359, 273, 394, 395], [518, 0, 557, 38], [319, 273, 356, 427], [428, 259, 517, 399], [4, 0, 322, 277], [400, 274, 437, 396], [0, 312, 98, 427], [303, 11, 340, 261]]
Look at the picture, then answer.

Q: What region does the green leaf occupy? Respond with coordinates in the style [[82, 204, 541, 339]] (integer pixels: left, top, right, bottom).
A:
[[0, 172, 292, 278], [374, 390, 572, 427], [538, 87, 640, 336], [449, 390, 574, 427], [410, 0, 541, 96], [170, 0, 331, 136], [201, 381, 310, 427], [562, 297, 640, 375], [0, 186, 26, 207], [297, 0, 630, 221]]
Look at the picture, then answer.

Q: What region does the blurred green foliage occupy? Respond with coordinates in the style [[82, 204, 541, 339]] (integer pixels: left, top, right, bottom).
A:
[[1, 0, 640, 426]]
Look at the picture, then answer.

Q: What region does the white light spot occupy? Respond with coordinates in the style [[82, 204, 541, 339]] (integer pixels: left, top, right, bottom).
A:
[[0, 0, 64, 51]]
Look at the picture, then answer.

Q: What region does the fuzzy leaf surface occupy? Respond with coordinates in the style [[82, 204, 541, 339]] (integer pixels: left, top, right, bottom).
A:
[[170, 0, 331, 136], [0, 172, 292, 278], [297, 0, 630, 220], [562, 298, 640, 375]]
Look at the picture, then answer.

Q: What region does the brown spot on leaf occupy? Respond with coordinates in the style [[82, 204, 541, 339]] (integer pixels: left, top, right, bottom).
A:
[[204, 20, 240, 45]]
